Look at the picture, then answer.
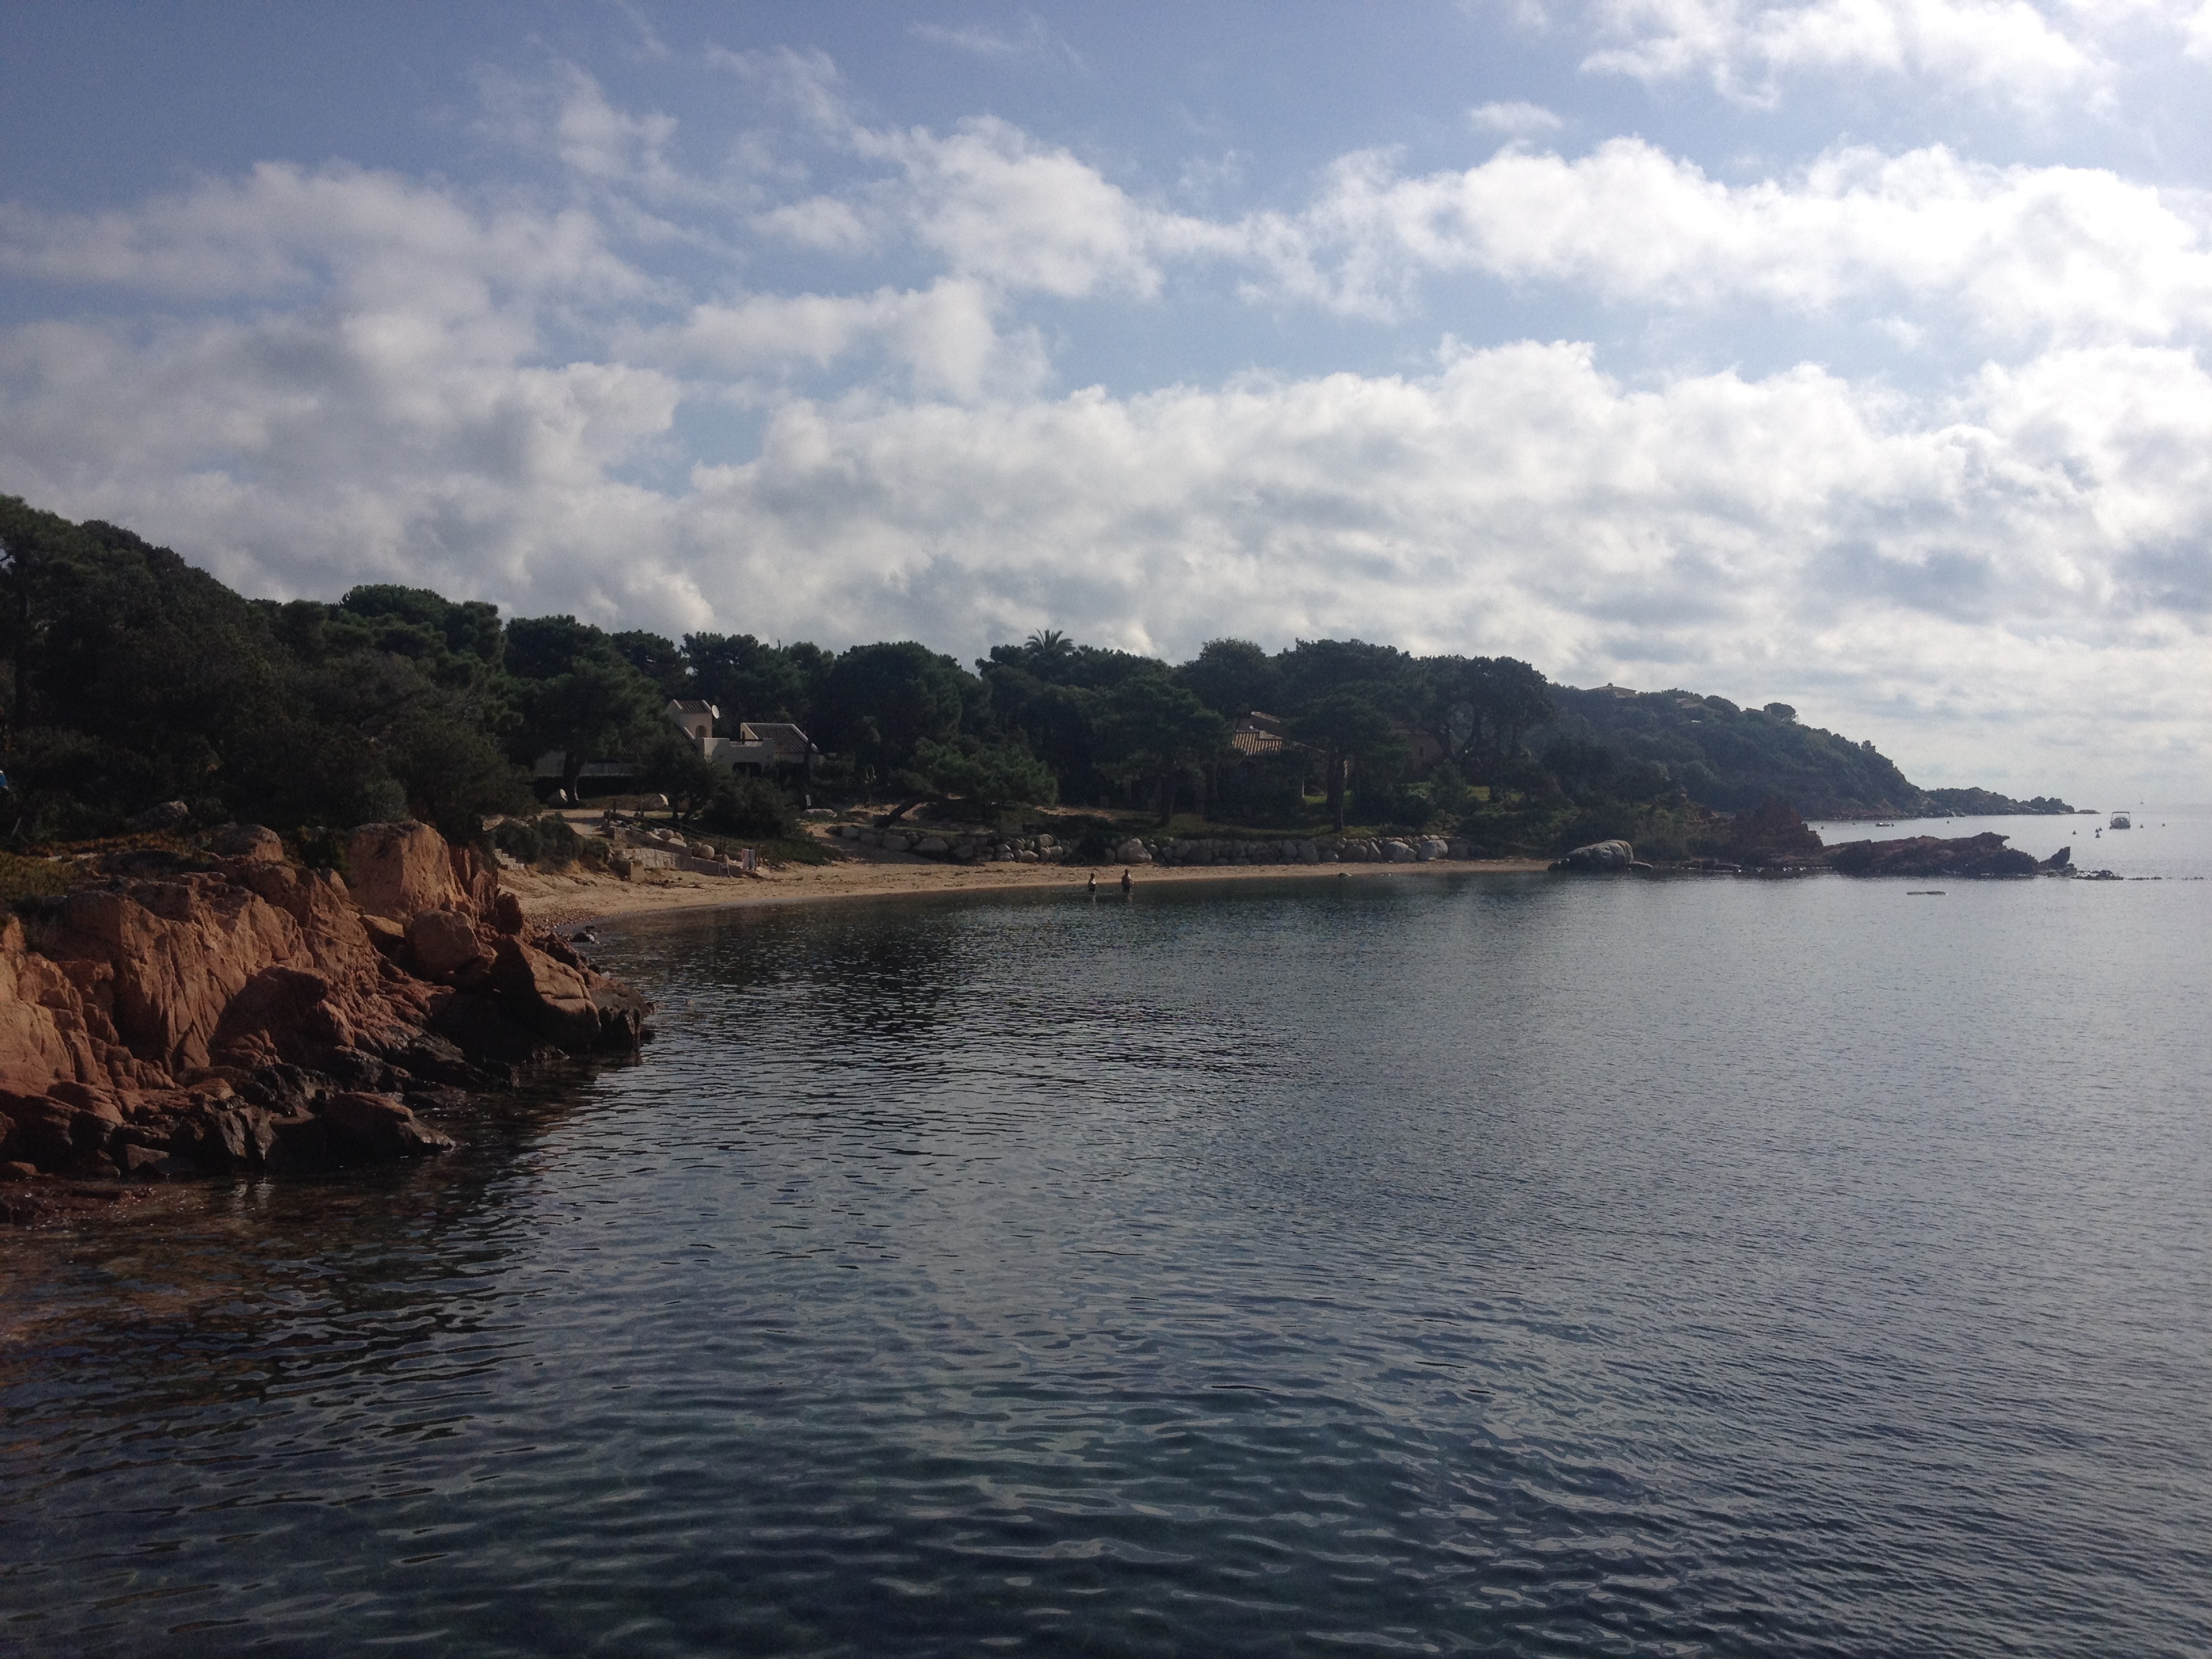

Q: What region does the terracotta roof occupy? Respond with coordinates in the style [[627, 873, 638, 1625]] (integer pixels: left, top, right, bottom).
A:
[[1229, 711, 1286, 755]]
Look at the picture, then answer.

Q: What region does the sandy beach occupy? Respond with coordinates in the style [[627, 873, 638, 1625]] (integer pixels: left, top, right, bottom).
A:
[[504, 840, 1553, 930]]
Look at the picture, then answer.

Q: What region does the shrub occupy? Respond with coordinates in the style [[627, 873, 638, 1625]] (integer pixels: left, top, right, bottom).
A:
[[287, 825, 350, 876], [701, 775, 798, 840], [538, 816, 582, 867], [493, 817, 543, 865], [493, 813, 583, 869], [0, 851, 72, 906]]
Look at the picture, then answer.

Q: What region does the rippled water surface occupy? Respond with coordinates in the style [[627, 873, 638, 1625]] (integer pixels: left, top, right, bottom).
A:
[[5, 857, 2211, 1656]]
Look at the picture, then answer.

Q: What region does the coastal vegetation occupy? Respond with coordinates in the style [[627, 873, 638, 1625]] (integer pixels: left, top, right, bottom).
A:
[[0, 496, 2069, 861]]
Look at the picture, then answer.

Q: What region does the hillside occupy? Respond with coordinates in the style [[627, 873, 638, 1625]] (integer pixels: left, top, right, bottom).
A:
[[0, 495, 2072, 852], [1545, 686, 2074, 819]]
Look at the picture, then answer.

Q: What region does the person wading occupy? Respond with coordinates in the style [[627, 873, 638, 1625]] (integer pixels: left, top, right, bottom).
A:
[[1120, 867, 1133, 900]]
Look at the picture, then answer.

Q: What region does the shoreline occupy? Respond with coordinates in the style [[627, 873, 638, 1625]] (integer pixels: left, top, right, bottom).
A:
[[506, 851, 1556, 930]]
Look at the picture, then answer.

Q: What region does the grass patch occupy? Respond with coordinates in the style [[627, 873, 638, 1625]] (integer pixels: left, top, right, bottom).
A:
[[0, 851, 75, 906], [760, 835, 837, 867], [656, 825, 843, 867]]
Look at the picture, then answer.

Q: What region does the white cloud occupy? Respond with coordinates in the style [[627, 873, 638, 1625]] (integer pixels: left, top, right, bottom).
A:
[[0, 308, 694, 620], [1470, 100, 1566, 134], [642, 277, 1048, 398], [909, 16, 1084, 64], [0, 159, 695, 621], [704, 44, 853, 136], [4, 80, 2211, 797], [1235, 140, 2212, 344], [0, 161, 649, 314], [2189, 0, 2212, 56], [16, 246, 2203, 792], [752, 194, 876, 252], [860, 117, 1212, 299], [648, 343, 2209, 792], [702, 99, 2212, 350], [476, 61, 684, 191], [1581, 0, 2109, 108]]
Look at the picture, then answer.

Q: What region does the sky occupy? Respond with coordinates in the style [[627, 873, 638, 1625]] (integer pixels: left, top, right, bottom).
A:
[[2, 1, 2209, 802]]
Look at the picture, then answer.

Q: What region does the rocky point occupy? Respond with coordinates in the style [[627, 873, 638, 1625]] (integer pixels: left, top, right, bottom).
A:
[[0, 820, 648, 1225]]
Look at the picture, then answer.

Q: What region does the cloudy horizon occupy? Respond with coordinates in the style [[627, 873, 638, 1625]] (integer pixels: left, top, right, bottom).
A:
[[3, 1, 2209, 802]]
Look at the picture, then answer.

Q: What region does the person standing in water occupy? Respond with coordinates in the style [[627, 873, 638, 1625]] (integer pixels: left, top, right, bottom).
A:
[[1120, 867, 1133, 899], [1086, 871, 1098, 898]]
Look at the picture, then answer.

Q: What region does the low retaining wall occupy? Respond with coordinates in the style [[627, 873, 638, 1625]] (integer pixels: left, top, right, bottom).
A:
[[613, 830, 753, 879], [833, 827, 1486, 867], [838, 825, 1069, 863]]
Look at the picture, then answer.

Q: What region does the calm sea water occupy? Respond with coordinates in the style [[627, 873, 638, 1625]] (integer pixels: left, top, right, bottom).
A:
[[1809, 804, 2207, 881], [4, 817, 2210, 1656]]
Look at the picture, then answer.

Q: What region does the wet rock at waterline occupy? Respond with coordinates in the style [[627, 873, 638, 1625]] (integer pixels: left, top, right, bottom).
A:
[[1828, 832, 2040, 879], [1552, 839, 1637, 872], [0, 820, 649, 1221]]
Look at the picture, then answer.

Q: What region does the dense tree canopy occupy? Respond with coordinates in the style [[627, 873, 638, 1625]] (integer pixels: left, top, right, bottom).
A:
[[0, 495, 2023, 848]]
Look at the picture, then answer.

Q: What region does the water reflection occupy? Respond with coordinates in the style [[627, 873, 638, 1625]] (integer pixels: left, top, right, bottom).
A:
[[3, 874, 2209, 1657]]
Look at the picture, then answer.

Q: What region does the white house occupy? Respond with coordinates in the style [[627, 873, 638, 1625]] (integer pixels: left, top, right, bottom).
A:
[[667, 699, 718, 747], [664, 699, 811, 776]]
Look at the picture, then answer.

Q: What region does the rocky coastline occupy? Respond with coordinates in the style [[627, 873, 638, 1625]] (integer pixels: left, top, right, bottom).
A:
[[0, 821, 649, 1227], [1544, 803, 2083, 879]]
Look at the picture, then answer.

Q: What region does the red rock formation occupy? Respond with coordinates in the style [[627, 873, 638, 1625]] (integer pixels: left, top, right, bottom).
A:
[[0, 821, 649, 1221], [346, 820, 469, 921]]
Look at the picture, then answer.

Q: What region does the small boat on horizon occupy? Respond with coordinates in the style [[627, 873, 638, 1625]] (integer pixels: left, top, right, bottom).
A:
[[2111, 812, 2132, 830]]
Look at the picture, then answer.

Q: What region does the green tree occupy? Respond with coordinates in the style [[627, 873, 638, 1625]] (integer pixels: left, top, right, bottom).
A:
[[1177, 637, 1282, 719], [1094, 675, 1229, 825], [1541, 735, 1618, 802], [638, 727, 727, 823], [503, 615, 667, 804], [904, 735, 1059, 813], [1462, 657, 1554, 775], [613, 630, 690, 699], [682, 632, 819, 725], [701, 773, 798, 840], [1278, 638, 1418, 715], [815, 641, 975, 786], [1289, 693, 1406, 832]]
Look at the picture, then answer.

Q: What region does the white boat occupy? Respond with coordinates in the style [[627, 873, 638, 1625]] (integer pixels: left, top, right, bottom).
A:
[[2110, 812, 2131, 830]]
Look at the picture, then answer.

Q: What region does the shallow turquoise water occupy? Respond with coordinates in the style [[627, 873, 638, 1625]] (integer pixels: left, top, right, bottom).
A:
[[4, 865, 2209, 1655]]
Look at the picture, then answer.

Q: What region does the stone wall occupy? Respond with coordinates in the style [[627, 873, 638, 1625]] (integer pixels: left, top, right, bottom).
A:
[[837, 825, 1069, 863], [832, 826, 1483, 867], [615, 827, 752, 878]]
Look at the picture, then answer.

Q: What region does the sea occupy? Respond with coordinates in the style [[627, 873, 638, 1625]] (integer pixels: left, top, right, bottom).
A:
[[3, 806, 2209, 1656]]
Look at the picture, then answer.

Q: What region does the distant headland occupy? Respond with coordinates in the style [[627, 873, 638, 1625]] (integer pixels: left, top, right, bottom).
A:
[[0, 494, 2073, 877]]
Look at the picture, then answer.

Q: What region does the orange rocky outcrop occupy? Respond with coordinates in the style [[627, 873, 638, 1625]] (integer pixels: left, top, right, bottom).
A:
[[0, 821, 649, 1223]]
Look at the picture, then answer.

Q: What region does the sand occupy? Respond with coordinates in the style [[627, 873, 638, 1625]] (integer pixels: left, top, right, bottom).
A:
[[504, 841, 1552, 930]]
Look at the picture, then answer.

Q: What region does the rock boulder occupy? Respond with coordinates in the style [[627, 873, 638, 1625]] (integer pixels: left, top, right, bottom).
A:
[[347, 821, 468, 922], [407, 907, 488, 979], [208, 823, 287, 863], [320, 1091, 455, 1162], [0, 819, 649, 1210], [1727, 798, 1825, 867], [1828, 832, 2038, 878], [1553, 839, 1635, 872]]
